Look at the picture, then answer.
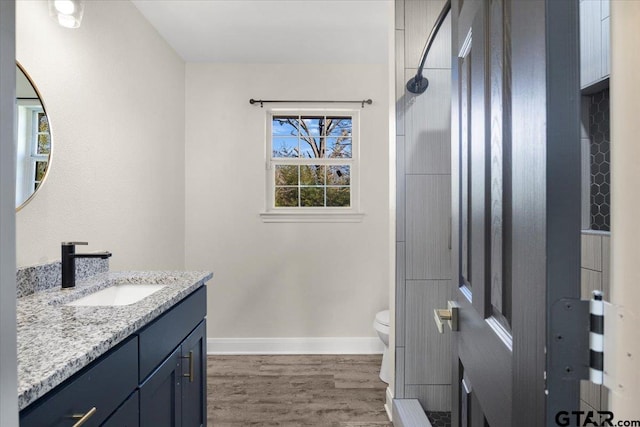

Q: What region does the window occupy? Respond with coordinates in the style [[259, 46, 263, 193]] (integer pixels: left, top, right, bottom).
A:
[[261, 110, 363, 222], [16, 100, 51, 206]]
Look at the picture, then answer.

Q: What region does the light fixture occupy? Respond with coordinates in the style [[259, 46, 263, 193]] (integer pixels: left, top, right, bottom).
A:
[[48, 0, 85, 29]]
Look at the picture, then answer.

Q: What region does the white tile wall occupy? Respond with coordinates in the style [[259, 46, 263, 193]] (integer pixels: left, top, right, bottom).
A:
[[581, 234, 603, 271], [404, 69, 452, 175], [395, 347, 406, 398], [396, 242, 406, 347], [404, 384, 452, 412], [405, 280, 451, 384], [395, 0, 453, 412], [580, 231, 610, 413], [406, 176, 452, 280]]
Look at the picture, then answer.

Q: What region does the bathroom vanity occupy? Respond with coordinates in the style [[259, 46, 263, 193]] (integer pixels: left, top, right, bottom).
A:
[[15, 267, 212, 427]]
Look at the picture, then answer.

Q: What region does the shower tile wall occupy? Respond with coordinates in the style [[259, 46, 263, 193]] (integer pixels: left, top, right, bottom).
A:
[[395, 0, 452, 412], [588, 89, 610, 231], [580, 231, 610, 415], [579, 88, 611, 419]]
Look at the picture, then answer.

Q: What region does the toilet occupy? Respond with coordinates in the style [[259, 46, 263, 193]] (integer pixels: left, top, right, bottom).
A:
[[373, 310, 390, 384]]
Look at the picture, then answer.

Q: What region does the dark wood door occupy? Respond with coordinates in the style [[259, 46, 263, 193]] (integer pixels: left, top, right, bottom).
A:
[[450, 0, 582, 426], [181, 321, 207, 427]]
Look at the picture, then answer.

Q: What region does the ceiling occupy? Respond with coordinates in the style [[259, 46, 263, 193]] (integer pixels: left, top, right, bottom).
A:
[[131, 0, 391, 64]]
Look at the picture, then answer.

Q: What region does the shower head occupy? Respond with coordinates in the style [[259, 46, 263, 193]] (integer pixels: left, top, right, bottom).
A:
[[406, 74, 429, 95]]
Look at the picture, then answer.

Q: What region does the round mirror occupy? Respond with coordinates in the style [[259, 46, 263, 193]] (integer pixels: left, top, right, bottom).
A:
[[15, 63, 53, 210]]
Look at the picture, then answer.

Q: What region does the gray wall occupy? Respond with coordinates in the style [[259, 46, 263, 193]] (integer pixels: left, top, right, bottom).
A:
[[395, 0, 453, 411], [0, 0, 19, 425]]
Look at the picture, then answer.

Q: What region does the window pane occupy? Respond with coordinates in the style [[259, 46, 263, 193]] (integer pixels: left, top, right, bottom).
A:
[[38, 133, 51, 155], [299, 136, 321, 158], [272, 137, 299, 158], [275, 165, 298, 186], [300, 165, 325, 185], [272, 116, 298, 137], [35, 161, 47, 182], [38, 113, 49, 133], [327, 187, 350, 207], [327, 165, 350, 185], [317, 137, 329, 158], [326, 117, 352, 137], [300, 187, 324, 207], [300, 116, 323, 136], [326, 137, 352, 158], [275, 187, 299, 207]]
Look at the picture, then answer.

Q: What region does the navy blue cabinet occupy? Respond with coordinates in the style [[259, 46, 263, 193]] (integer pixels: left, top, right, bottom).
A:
[[102, 391, 139, 427], [19, 285, 207, 427], [20, 337, 138, 427], [138, 320, 206, 427], [137, 286, 207, 427], [181, 321, 206, 427], [140, 347, 182, 427], [138, 286, 207, 382]]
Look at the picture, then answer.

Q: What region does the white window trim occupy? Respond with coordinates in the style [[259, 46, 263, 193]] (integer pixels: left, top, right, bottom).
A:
[[16, 100, 47, 206], [260, 108, 364, 223]]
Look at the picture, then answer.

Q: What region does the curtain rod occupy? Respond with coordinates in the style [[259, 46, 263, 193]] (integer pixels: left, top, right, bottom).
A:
[[249, 99, 373, 108]]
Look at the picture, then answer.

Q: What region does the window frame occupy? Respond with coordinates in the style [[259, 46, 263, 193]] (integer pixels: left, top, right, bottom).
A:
[[16, 100, 50, 206], [261, 108, 364, 223]]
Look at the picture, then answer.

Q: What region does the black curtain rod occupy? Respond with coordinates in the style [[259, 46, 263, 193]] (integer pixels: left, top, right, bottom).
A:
[[249, 99, 373, 108]]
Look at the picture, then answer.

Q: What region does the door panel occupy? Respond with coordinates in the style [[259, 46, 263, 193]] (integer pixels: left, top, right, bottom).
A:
[[454, 1, 513, 426], [488, 0, 511, 327], [450, 0, 582, 425]]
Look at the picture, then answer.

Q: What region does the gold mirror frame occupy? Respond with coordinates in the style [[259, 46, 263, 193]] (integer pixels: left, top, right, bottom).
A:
[[16, 62, 54, 212]]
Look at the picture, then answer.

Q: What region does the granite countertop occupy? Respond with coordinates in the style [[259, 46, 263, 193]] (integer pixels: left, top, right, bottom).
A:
[[16, 270, 213, 410]]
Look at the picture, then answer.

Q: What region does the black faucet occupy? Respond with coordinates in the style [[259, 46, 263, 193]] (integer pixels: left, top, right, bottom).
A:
[[61, 242, 112, 289]]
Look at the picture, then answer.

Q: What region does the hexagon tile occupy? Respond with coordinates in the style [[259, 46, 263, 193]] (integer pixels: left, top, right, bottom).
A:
[[589, 88, 610, 231], [427, 411, 452, 427]]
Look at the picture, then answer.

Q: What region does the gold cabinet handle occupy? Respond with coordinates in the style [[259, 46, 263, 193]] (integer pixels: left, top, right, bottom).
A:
[[71, 407, 96, 427], [182, 351, 194, 382], [433, 301, 459, 334]]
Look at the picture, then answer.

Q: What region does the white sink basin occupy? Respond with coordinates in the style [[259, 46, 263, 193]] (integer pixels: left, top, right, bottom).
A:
[[66, 284, 166, 306]]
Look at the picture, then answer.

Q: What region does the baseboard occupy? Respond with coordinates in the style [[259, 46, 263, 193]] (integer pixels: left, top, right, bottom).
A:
[[207, 337, 384, 355]]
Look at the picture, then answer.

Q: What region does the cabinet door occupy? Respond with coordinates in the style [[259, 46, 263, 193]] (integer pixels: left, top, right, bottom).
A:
[[101, 391, 139, 427], [138, 286, 206, 382], [580, 0, 602, 88], [181, 321, 206, 427], [139, 347, 182, 427], [601, 15, 610, 77]]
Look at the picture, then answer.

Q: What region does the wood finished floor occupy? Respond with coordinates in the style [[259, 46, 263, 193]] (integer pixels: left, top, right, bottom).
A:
[[207, 355, 392, 426]]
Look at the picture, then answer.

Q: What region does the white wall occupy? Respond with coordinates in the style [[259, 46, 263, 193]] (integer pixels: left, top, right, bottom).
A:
[[15, 0, 392, 348], [15, 0, 186, 270], [185, 64, 390, 342], [610, 0, 640, 418]]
